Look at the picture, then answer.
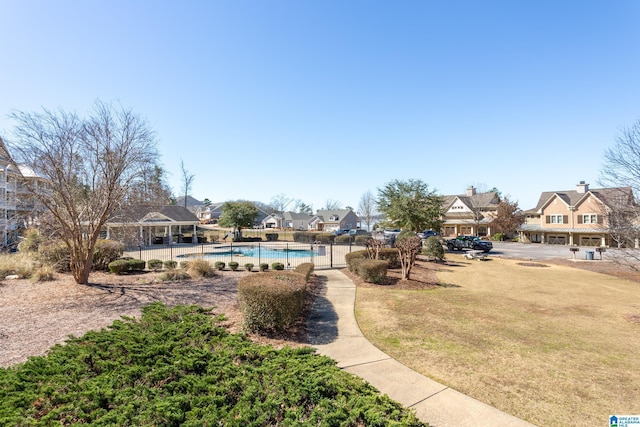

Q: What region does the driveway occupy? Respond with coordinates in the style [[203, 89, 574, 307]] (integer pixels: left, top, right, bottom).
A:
[[480, 241, 606, 261]]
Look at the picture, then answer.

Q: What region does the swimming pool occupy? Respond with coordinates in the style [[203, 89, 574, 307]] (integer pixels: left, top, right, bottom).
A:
[[179, 245, 319, 259]]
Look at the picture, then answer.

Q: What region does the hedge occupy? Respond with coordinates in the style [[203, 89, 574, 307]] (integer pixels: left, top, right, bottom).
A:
[[293, 262, 315, 282], [357, 259, 389, 284], [238, 272, 307, 332]]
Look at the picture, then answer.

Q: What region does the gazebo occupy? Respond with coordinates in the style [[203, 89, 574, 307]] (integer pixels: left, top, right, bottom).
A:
[[104, 205, 200, 246]]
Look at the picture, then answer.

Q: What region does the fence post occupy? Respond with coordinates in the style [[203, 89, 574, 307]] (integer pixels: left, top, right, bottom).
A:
[[330, 242, 333, 268], [139, 246, 142, 260]]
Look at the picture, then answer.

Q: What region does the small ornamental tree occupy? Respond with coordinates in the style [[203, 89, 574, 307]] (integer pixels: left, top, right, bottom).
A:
[[422, 236, 445, 261], [396, 234, 422, 280]]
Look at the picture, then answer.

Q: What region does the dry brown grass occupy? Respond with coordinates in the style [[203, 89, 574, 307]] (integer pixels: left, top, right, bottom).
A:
[[352, 256, 640, 427]]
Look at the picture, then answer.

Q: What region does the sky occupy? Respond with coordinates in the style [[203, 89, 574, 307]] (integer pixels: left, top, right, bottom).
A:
[[2, 1, 640, 212]]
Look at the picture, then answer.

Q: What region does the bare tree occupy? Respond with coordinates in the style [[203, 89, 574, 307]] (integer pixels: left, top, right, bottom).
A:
[[180, 159, 195, 208], [358, 190, 377, 231], [8, 100, 159, 284], [128, 164, 172, 205], [322, 199, 342, 210], [270, 193, 294, 213]]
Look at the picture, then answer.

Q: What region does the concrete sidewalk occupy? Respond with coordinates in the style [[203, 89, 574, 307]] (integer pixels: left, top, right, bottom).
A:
[[306, 269, 536, 427]]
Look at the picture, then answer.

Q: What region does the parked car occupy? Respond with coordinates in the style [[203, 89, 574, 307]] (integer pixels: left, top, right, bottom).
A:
[[446, 236, 493, 253], [332, 229, 350, 236], [383, 229, 401, 238], [349, 229, 371, 236], [417, 230, 440, 239]]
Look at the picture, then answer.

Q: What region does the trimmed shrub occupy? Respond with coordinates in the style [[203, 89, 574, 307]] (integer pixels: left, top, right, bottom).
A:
[[188, 259, 216, 278], [334, 234, 352, 244], [259, 263, 269, 272], [422, 236, 445, 261], [492, 233, 505, 241], [293, 232, 318, 243], [147, 259, 163, 271], [238, 271, 307, 332], [228, 261, 240, 271], [345, 250, 368, 273], [244, 263, 254, 272], [294, 262, 314, 282], [354, 235, 370, 245], [163, 260, 178, 270], [108, 259, 130, 274], [379, 248, 400, 268], [314, 233, 336, 244], [92, 239, 125, 271], [272, 262, 285, 271], [357, 259, 389, 284], [128, 259, 146, 271], [214, 261, 226, 271], [159, 270, 191, 281]]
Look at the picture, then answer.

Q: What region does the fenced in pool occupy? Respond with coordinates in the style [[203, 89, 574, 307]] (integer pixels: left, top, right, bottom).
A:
[[123, 241, 360, 270]]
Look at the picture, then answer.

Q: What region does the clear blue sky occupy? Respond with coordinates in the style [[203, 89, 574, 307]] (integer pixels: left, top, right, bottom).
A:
[[2, 1, 640, 211]]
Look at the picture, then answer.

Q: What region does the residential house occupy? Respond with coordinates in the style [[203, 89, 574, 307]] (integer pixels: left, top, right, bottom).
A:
[[262, 211, 313, 230], [518, 181, 634, 246], [441, 187, 500, 237], [309, 209, 359, 233]]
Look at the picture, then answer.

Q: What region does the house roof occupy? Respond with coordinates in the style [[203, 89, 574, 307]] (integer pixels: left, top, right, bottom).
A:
[[110, 205, 199, 224], [443, 192, 499, 211], [283, 211, 313, 221], [532, 186, 634, 213], [314, 209, 355, 222]]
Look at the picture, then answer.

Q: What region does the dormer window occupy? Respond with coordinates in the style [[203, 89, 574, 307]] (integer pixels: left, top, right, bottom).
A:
[[329, 215, 339, 221]]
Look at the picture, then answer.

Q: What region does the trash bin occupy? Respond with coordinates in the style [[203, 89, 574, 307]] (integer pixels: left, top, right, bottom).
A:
[[586, 251, 594, 260]]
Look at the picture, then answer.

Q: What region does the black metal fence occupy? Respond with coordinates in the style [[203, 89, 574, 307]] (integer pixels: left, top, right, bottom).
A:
[[123, 241, 362, 270]]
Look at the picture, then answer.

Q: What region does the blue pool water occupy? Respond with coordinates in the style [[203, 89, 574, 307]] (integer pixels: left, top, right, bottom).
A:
[[180, 246, 318, 259]]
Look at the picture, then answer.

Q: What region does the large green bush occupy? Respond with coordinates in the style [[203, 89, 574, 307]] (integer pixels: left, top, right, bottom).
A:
[[238, 272, 307, 332], [422, 236, 445, 261], [0, 303, 424, 426]]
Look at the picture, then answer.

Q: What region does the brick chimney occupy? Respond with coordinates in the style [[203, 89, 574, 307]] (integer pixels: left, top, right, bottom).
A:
[[576, 181, 589, 193], [466, 186, 476, 196]]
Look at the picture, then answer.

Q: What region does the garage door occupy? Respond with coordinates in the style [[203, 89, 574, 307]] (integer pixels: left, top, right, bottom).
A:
[[548, 235, 566, 245], [580, 236, 601, 247]]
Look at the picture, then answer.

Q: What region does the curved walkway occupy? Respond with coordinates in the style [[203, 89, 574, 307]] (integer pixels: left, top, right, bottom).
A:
[[306, 269, 536, 427]]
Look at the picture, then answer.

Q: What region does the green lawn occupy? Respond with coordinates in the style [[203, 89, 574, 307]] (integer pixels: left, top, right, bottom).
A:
[[355, 257, 640, 426]]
